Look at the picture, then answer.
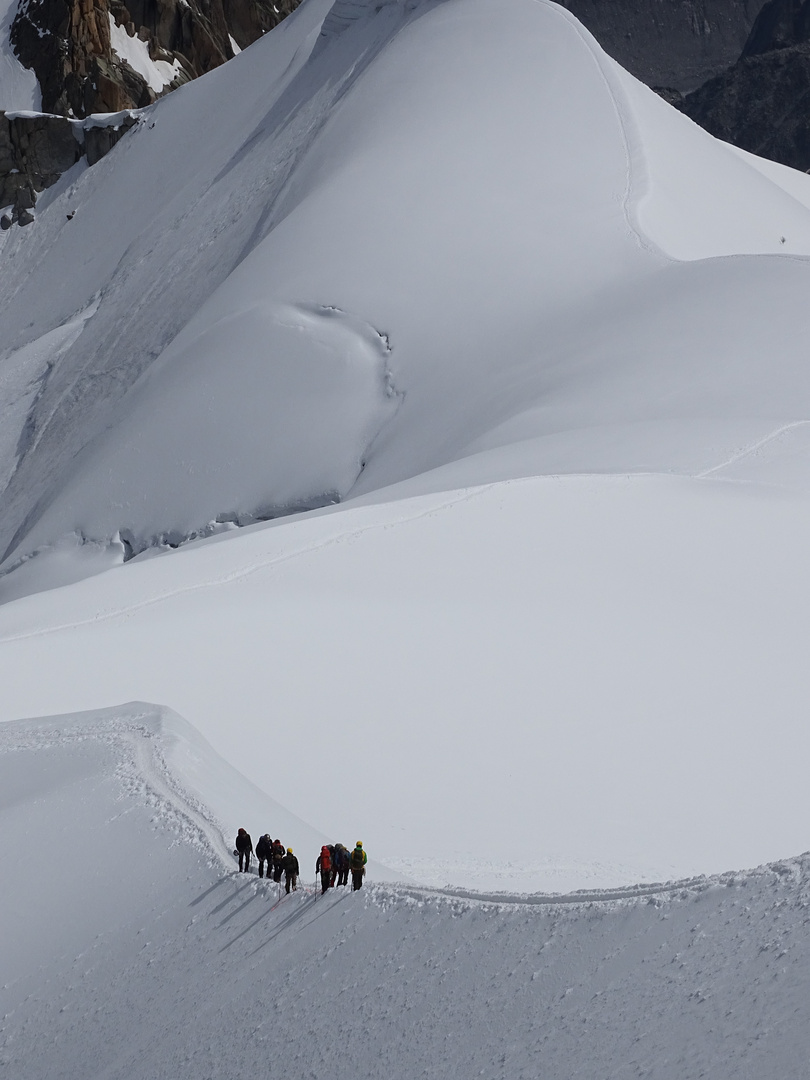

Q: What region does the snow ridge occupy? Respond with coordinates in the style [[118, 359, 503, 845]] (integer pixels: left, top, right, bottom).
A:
[[533, 0, 666, 262], [0, 702, 235, 865]]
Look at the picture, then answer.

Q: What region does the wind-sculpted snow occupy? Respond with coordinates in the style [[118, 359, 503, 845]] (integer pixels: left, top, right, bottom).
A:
[[0, 702, 332, 870], [2, 700, 809, 1079], [7, 300, 402, 558], [3, 0, 810, 566]]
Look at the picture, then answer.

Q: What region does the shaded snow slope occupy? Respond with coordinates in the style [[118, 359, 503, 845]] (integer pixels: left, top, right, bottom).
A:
[[0, 0, 39, 110], [2, 703, 809, 1079], [4, 0, 810, 561], [3, 474, 810, 890]]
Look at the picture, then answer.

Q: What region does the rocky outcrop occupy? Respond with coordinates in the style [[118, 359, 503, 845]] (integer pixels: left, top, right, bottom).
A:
[[744, 0, 810, 54], [0, 113, 81, 224], [558, 0, 768, 92], [1, 0, 301, 226], [10, 0, 301, 118], [0, 109, 136, 226], [676, 0, 810, 170]]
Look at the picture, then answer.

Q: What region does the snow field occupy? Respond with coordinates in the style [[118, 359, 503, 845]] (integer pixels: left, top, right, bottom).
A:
[[2, 473, 810, 890], [2, 4, 810, 1068], [2, 702, 809, 1079]]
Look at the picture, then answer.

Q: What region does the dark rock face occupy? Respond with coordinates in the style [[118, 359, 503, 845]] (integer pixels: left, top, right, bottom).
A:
[[0, 112, 82, 222], [83, 113, 137, 164], [11, 0, 302, 118], [0, 110, 138, 223], [678, 45, 810, 168], [677, 0, 810, 169], [0, 0, 302, 226], [744, 0, 810, 55], [557, 0, 768, 92]]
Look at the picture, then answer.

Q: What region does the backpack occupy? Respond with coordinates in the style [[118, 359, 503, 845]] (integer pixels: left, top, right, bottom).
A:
[[351, 847, 365, 869], [321, 846, 332, 872]]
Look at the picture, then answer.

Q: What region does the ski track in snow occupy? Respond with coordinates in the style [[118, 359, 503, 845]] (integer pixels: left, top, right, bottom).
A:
[[696, 420, 810, 479], [0, 483, 501, 642]]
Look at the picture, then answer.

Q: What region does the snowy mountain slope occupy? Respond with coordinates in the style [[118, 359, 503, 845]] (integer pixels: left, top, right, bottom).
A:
[[1, 0, 810, 890], [4, 0, 810, 566], [0, 0, 39, 109], [2, 473, 810, 891], [2, 704, 809, 1080]]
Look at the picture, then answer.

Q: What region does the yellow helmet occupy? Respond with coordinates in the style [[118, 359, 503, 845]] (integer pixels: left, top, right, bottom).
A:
[[356, 841, 363, 848], [287, 847, 293, 853]]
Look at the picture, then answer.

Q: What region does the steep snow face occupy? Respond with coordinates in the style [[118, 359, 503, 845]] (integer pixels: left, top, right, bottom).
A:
[[4, 0, 810, 562], [0, 0, 39, 109], [2, 705, 809, 1080]]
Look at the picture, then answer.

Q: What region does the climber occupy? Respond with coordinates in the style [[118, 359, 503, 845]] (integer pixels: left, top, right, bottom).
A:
[[235, 828, 253, 873], [316, 845, 333, 894], [272, 839, 285, 882], [283, 847, 299, 893], [256, 833, 273, 878], [350, 841, 367, 890], [334, 843, 350, 887]]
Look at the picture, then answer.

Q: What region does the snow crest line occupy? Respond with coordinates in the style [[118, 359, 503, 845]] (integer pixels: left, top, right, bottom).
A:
[[532, 0, 670, 264], [372, 853, 810, 911], [0, 484, 500, 642], [378, 878, 710, 910]]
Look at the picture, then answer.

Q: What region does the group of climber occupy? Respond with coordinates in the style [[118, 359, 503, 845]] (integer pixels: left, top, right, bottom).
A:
[[316, 842, 367, 893], [234, 829, 368, 893]]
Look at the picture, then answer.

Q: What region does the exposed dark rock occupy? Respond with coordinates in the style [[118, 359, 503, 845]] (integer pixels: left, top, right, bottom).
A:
[[557, 1, 768, 92], [676, 1, 810, 170], [677, 43, 810, 169], [83, 113, 137, 164], [11, 0, 302, 119], [653, 87, 686, 107], [0, 112, 82, 221], [0, 109, 139, 226], [744, 0, 810, 55], [0, 214, 12, 229], [17, 208, 35, 225]]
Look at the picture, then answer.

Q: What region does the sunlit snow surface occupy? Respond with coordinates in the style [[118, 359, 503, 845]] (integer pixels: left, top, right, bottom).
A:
[[2, 0, 810, 895], [2, 704, 809, 1080]]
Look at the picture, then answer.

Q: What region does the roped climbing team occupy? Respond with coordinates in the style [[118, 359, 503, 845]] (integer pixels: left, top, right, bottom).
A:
[[235, 829, 368, 892]]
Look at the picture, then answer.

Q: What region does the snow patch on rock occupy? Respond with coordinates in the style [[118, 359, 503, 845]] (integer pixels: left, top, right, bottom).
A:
[[108, 15, 183, 92]]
